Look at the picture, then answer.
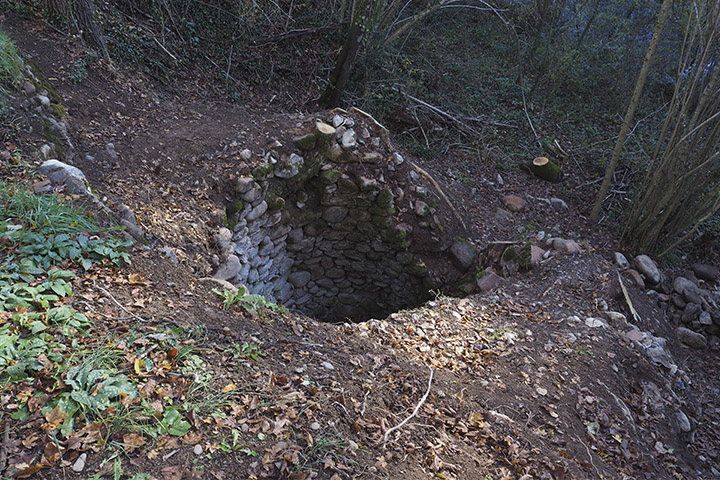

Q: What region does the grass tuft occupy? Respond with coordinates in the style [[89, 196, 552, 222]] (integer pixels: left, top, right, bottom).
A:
[[0, 29, 24, 92]]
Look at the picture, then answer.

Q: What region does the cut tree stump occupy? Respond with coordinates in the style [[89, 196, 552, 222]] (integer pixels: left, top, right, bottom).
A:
[[529, 156, 563, 183]]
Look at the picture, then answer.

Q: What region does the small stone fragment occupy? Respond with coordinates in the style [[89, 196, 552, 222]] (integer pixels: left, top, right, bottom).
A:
[[194, 444, 203, 455], [332, 115, 345, 127], [23, 81, 36, 95], [550, 197, 568, 209], [321, 361, 334, 370], [677, 410, 691, 432], [476, 272, 504, 292], [72, 453, 87, 473], [310, 422, 321, 431], [603, 311, 627, 324], [239, 149, 252, 161], [341, 129, 357, 150], [624, 329, 644, 342], [35, 94, 50, 108], [585, 317, 608, 328], [415, 200, 431, 217]]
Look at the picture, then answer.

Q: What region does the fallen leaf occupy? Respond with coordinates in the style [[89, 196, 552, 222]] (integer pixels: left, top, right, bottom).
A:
[[42, 442, 62, 465], [42, 405, 67, 432], [123, 432, 148, 450], [13, 463, 44, 478], [162, 464, 184, 480]]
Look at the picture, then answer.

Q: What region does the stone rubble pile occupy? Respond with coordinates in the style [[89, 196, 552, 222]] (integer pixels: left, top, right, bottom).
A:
[[613, 252, 720, 349]]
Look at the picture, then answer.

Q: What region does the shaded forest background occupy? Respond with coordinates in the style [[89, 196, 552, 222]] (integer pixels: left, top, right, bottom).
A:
[[2, 0, 719, 259]]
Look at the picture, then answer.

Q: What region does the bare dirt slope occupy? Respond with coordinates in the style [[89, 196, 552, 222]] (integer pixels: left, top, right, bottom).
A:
[[3, 16, 720, 480]]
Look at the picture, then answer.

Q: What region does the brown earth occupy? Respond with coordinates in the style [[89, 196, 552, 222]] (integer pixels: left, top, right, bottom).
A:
[[2, 14, 720, 480]]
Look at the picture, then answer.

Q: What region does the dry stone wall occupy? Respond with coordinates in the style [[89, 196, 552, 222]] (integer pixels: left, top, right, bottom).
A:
[[214, 109, 470, 322]]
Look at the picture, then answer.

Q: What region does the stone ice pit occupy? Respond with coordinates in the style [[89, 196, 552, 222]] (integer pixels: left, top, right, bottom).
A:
[[212, 109, 473, 322]]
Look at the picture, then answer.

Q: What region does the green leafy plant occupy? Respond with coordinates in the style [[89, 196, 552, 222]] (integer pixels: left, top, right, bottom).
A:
[[229, 341, 265, 362], [212, 287, 286, 314]]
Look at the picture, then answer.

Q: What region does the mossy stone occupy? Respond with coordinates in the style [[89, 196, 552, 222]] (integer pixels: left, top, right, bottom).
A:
[[375, 188, 393, 209], [518, 241, 533, 270], [319, 169, 341, 185], [49, 103, 66, 118], [252, 164, 274, 179], [294, 132, 317, 151], [267, 195, 285, 211]]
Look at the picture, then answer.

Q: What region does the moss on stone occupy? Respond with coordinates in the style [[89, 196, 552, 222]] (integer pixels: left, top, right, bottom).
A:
[[252, 163, 274, 179], [49, 103, 66, 118], [518, 241, 533, 270], [371, 215, 392, 229], [475, 268, 490, 279], [319, 169, 341, 185], [225, 198, 245, 223], [337, 176, 359, 194], [375, 188, 393, 209], [502, 246, 517, 262], [267, 195, 285, 211], [294, 132, 317, 151]]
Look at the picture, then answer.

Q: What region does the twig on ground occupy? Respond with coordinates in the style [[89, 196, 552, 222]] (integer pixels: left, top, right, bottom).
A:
[[0, 423, 9, 472], [575, 434, 601, 477], [617, 272, 641, 323], [78, 300, 133, 320], [382, 367, 434, 445], [360, 389, 371, 417], [93, 280, 151, 323], [410, 161, 468, 231], [520, 76, 542, 150]]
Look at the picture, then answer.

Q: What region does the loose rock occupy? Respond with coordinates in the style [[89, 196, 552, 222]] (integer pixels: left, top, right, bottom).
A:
[[691, 263, 720, 282], [214, 255, 241, 281], [614, 252, 630, 271], [502, 195, 526, 212], [72, 453, 87, 473], [676, 327, 707, 349], [634, 254, 661, 284], [450, 239, 477, 270]]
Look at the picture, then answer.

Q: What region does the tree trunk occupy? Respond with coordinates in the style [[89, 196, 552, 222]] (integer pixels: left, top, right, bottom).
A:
[[318, 0, 369, 109], [589, 0, 672, 222], [44, 0, 108, 59], [73, 0, 108, 58]]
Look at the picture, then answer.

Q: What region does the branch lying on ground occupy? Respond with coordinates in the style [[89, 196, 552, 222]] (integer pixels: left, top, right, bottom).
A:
[[382, 367, 434, 445], [93, 280, 151, 323], [410, 161, 468, 231]]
